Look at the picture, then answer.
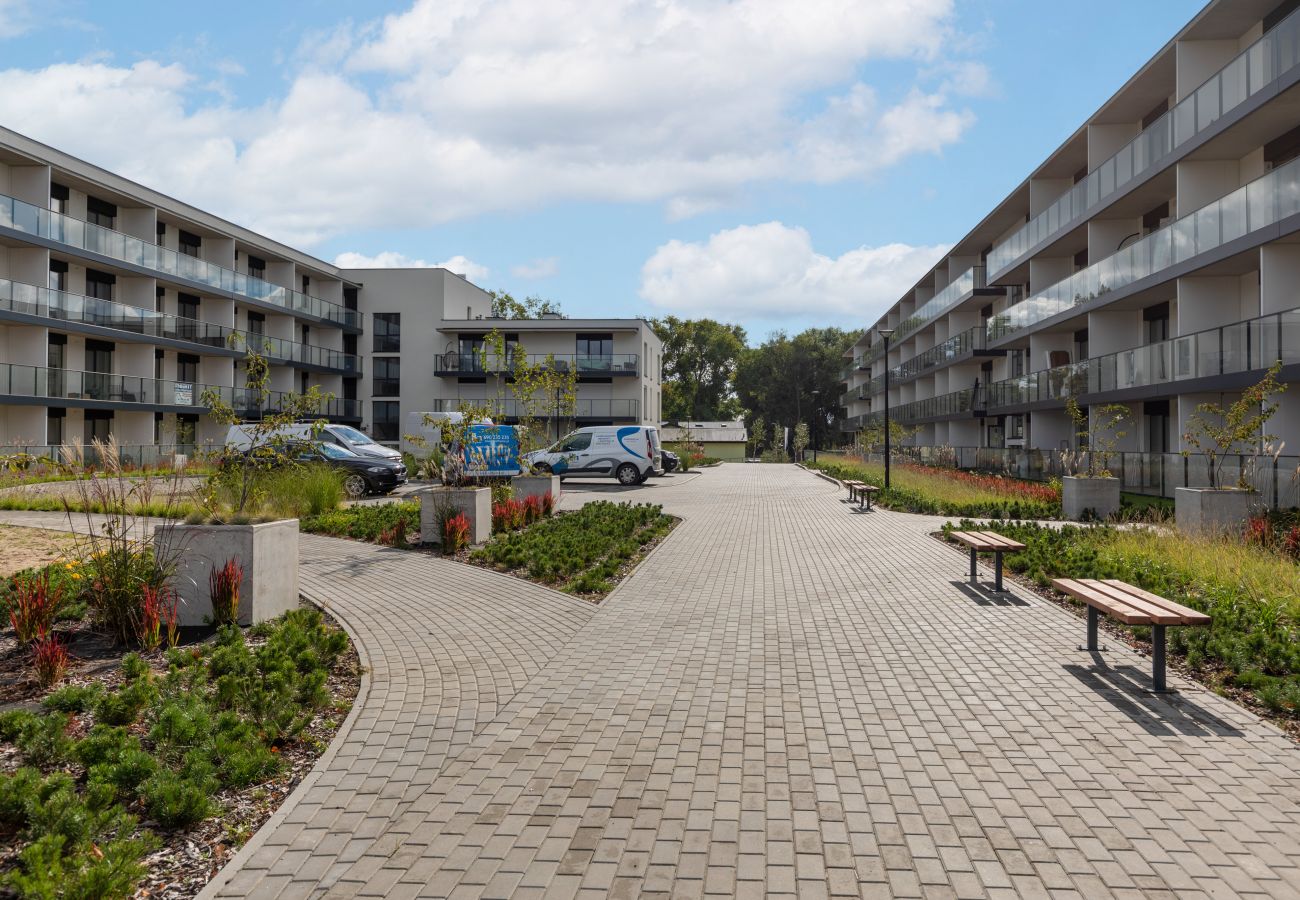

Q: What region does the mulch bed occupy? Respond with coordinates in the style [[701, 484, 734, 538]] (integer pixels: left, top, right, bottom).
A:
[[928, 531, 1300, 744], [0, 605, 362, 899]]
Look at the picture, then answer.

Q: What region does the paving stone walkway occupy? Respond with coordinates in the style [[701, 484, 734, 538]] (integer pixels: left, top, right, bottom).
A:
[[6, 464, 1300, 898]]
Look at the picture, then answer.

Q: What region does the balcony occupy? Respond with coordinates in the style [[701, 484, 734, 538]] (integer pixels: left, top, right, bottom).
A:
[[861, 388, 976, 427], [0, 363, 360, 420], [988, 306, 1300, 410], [428, 397, 640, 420], [987, 6, 1300, 279], [860, 324, 1003, 397], [0, 278, 360, 374], [989, 153, 1300, 341], [435, 351, 639, 377], [238, 391, 361, 421], [890, 266, 986, 347], [0, 195, 359, 329]]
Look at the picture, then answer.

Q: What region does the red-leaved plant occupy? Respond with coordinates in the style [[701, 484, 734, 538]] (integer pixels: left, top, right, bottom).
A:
[[1284, 526, 1300, 561], [541, 491, 556, 517], [32, 633, 69, 687], [523, 494, 543, 524], [1246, 516, 1273, 548], [140, 584, 180, 650], [209, 558, 243, 627], [8, 571, 63, 644], [443, 513, 471, 554]]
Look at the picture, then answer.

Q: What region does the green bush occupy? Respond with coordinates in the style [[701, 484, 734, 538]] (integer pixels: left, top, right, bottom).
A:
[[42, 684, 104, 714], [95, 677, 157, 727], [0, 768, 41, 827], [470, 501, 675, 595], [6, 831, 155, 900], [302, 501, 420, 547], [14, 712, 73, 769], [140, 770, 215, 828]]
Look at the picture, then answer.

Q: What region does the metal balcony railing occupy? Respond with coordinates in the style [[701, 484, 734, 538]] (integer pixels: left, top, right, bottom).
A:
[[436, 351, 639, 376]]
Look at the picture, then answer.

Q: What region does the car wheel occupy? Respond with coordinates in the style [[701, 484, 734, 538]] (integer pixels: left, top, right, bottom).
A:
[[615, 463, 641, 486], [343, 473, 368, 499], [535, 463, 552, 474]]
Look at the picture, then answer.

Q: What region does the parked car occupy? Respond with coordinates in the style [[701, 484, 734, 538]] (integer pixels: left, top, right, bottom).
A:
[[286, 441, 407, 498], [225, 423, 401, 463], [660, 449, 680, 473], [524, 425, 663, 485]]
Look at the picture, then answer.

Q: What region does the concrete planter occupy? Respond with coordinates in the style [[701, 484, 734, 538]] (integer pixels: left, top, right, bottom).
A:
[[419, 486, 491, 545], [154, 519, 300, 627], [1175, 487, 1253, 535], [512, 474, 561, 505], [1062, 476, 1121, 521]]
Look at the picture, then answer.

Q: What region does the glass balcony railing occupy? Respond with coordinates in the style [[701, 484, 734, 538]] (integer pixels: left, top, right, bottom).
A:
[[889, 267, 984, 347], [861, 324, 991, 396], [0, 279, 360, 374], [0, 194, 359, 329], [989, 154, 1300, 340], [861, 388, 975, 426], [987, 6, 1300, 278], [988, 306, 1300, 409], [429, 397, 640, 419], [436, 352, 639, 376], [0, 363, 359, 419]]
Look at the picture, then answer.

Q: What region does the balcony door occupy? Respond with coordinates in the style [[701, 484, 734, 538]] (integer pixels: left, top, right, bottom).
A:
[[576, 333, 613, 374], [84, 340, 114, 401]]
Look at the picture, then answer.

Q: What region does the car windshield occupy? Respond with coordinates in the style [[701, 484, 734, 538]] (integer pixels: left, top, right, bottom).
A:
[[331, 426, 374, 445], [316, 443, 357, 459]]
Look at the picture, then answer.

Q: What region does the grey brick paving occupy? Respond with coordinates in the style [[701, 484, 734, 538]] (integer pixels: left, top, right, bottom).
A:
[[4, 464, 1300, 898]]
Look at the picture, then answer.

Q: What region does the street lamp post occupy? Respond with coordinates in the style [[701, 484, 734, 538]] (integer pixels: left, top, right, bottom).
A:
[[877, 327, 895, 490], [811, 389, 820, 463]]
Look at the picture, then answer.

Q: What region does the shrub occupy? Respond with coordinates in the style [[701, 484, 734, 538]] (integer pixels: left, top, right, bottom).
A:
[[523, 494, 543, 524], [81, 545, 169, 646], [140, 769, 216, 828], [6, 831, 156, 900], [208, 558, 243, 627], [443, 512, 471, 553], [8, 570, 65, 643], [95, 675, 157, 728], [0, 767, 41, 827], [541, 491, 556, 517], [809, 459, 1060, 518], [302, 501, 419, 547], [31, 634, 70, 688], [42, 683, 103, 714], [14, 711, 72, 769], [138, 585, 179, 651]]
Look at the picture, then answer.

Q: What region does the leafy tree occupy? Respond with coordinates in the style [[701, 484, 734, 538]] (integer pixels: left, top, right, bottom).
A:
[[792, 423, 810, 460], [650, 317, 747, 421], [735, 327, 856, 444], [1181, 361, 1286, 489], [488, 290, 563, 320], [1064, 398, 1129, 478]]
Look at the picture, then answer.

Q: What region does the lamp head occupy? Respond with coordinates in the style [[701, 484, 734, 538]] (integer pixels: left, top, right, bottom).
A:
[[877, 327, 895, 340]]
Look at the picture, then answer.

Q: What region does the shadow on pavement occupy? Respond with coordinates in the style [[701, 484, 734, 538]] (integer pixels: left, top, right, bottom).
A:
[[1064, 660, 1244, 738], [951, 580, 1030, 607]]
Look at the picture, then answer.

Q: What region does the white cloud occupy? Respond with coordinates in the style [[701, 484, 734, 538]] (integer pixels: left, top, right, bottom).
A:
[[0, 0, 983, 244], [333, 250, 489, 283], [510, 257, 558, 280], [639, 221, 948, 327]]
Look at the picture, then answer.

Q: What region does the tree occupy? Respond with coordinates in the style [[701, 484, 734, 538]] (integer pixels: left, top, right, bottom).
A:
[[1064, 397, 1129, 478], [792, 423, 810, 460], [1181, 362, 1287, 489], [488, 290, 563, 320], [650, 317, 747, 421], [734, 327, 857, 445]]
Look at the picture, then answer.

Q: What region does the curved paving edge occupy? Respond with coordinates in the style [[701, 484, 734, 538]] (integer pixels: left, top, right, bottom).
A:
[[197, 588, 375, 899]]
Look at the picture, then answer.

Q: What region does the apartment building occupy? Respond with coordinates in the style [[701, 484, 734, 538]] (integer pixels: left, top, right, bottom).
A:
[[0, 127, 661, 462], [843, 0, 1300, 496]]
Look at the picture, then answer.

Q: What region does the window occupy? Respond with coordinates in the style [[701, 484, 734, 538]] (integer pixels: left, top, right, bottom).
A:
[[86, 197, 117, 229], [576, 333, 614, 358], [47, 335, 65, 370], [560, 432, 591, 452], [247, 311, 264, 337], [50, 183, 68, 215], [85, 269, 115, 302], [84, 410, 113, 444], [373, 358, 400, 396], [47, 408, 66, 446], [343, 287, 358, 310], [156, 221, 166, 245], [247, 255, 266, 280], [178, 293, 200, 340], [85, 340, 114, 373], [372, 401, 400, 442], [343, 378, 357, 402], [343, 333, 357, 356], [458, 334, 485, 371], [177, 354, 199, 385], [301, 275, 310, 294], [48, 260, 67, 293], [179, 230, 202, 258], [373, 313, 401, 352], [300, 371, 310, 395], [155, 350, 164, 380]]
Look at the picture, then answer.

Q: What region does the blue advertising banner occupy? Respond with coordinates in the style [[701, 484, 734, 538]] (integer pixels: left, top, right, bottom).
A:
[[462, 424, 521, 477]]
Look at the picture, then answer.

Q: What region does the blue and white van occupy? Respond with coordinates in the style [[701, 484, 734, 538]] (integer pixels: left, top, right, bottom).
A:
[[524, 425, 662, 485]]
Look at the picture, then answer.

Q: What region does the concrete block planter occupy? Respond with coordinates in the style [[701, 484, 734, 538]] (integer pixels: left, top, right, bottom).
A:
[[1062, 476, 1120, 521], [1175, 487, 1253, 535], [419, 486, 491, 545], [512, 474, 561, 505], [154, 518, 300, 627]]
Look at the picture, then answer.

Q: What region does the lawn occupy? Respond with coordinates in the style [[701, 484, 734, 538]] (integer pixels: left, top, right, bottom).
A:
[[809, 458, 1061, 519], [942, 519, 1300, 725]]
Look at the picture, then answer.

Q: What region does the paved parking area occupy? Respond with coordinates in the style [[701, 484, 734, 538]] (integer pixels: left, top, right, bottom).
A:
[[7, 464, 1300, 898]]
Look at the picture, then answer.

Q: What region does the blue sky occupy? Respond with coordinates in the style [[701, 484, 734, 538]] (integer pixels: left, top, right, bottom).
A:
[[0, 0, 1205, 342]]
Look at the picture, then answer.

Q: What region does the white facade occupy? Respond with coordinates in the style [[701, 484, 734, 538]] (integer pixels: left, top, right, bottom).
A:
[[842, 0, 1300, 495], [0, 126, 659, 460]]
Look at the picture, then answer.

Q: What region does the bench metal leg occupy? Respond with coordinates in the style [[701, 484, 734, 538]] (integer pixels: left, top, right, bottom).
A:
[[993, 551, 1005, 592], [1078, 606, 1109, 652], [1152, 625, 1167, 692], [865, 493, 873, 511], [858, 492, 865, 510], [969, 548, 978, 584]]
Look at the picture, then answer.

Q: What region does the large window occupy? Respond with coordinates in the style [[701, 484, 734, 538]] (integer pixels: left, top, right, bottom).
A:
[[86, 197, 117, 230], [85, 269, 115, 302], [177, 354, 199, 385], [373, 313, 401, 352], [47, 408, 65, 446], [373, 358, 400, 396], [84, 411, 112, 444], [50, 184, 68, 215], [372, 401, 400, 442], [576, 333, 614, 358], [178, 294, 200, 340], [179, 230, 202, 258], [48, 260, 67, 293], [246, 255, 266, 280]]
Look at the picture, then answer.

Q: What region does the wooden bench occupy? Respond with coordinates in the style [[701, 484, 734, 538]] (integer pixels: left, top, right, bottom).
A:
[[1052, 578, 1211, 691], [949, 530, 1026, 593], [844, 481, 880, 510]]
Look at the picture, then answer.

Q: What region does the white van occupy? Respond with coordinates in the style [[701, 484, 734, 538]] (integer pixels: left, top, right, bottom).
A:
[[225, 423, 401, 462], [524, 425, 662, 485]]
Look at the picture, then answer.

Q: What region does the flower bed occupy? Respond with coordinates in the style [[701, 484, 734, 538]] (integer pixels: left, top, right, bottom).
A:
[[940, 519, 1300, 730], [0, 609, 358, 899], [808, 459, 1061, 518], [301, 501, 421, 548], [469, 501, 677, 598]]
